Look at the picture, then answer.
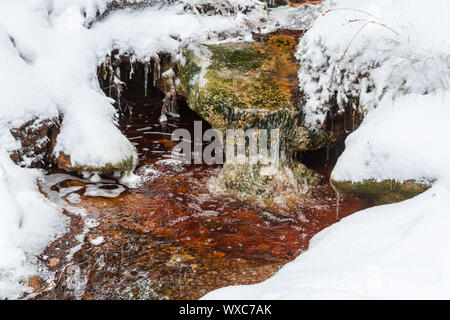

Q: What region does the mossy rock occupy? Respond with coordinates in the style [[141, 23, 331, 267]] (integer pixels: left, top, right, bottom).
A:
[[330, 178, 431, 205], [217, 160, 322, 199], [179, 31, 327, 151], [57, 152, 137, 173]]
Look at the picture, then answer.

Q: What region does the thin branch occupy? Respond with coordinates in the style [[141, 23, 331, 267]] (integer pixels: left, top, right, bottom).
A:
[[338, 22, 369, 69], [349, 19, 399, 36]]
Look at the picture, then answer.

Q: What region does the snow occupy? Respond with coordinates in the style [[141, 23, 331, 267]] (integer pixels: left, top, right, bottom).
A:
[[203, 0, 450, 300], [296, 0, 449, 129]]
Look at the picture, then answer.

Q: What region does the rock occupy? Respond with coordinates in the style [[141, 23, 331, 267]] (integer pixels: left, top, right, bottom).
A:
[[216, 161, 321, 199], [9, 117, 60, 168], [330, 178, 432, 205], [179, 31, 316, 151], [57, 152, 137, 173]]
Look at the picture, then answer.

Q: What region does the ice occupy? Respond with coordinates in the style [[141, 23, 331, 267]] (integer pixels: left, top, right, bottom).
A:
[[119, 171, 142, 188], [203, 0, 450, 300], [84, 184, 125, 198], [89, 173, 101, 183]]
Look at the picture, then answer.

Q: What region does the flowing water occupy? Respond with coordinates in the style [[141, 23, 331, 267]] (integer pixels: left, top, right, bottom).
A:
[[34, 88, 370, 300]]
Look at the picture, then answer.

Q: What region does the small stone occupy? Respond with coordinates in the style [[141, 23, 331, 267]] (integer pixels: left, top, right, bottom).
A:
[[49, 258, 59, 267]]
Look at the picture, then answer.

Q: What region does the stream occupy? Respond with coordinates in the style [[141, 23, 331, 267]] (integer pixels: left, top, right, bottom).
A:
[[33, 87, 370, 300]]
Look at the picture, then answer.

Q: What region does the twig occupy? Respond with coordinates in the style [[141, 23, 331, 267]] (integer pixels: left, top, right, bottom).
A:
[[349, 19, 399, 36]]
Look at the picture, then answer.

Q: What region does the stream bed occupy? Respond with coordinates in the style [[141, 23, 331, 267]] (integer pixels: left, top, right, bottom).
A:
[[33, 90, 370, 300]]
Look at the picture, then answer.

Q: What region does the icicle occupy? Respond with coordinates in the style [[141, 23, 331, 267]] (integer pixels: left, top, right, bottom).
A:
[[129, 56, 134, 80], [113, 171, 121, 178], [159, 113, 168, 123], [162, 68, 180, 118], [144, 62, 149, 97], [153, 55, 161, 87], [336, 191, 341, 219], [115, 66, 121, 111]]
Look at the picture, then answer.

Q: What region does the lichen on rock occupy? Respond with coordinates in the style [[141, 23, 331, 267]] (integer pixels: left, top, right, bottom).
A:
[[215, 160, 322, 200], [179, 31, 312, 151]]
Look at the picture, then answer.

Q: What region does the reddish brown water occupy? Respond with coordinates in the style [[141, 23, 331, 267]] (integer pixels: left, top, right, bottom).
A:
[[34, 88, 370, 300]]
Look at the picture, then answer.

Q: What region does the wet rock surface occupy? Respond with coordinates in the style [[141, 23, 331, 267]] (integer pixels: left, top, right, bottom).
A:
[[33, 90, 370, 300], [9, 117, 60, 168], [56, 152, 137, 173]]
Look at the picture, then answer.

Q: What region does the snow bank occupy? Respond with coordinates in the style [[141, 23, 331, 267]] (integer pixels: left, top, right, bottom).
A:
[[332, 92, 450, 183], [203, 0, 450, 299], [0, 134, 66, 299]]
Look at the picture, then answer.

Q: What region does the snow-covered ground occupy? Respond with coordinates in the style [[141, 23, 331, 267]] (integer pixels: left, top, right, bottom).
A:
[[0, 0, 286, 299], [203, 0, 450, 299]]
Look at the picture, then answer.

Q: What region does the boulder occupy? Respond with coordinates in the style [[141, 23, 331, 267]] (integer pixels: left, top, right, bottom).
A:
[[178, 30, 337, 152]]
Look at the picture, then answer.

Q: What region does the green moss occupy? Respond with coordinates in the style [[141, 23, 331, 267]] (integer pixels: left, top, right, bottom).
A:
[[179, 49, 202, 97], [179, 37, 335, 153], [207, 44, 266, 72], [330, 178, 431, 205]]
